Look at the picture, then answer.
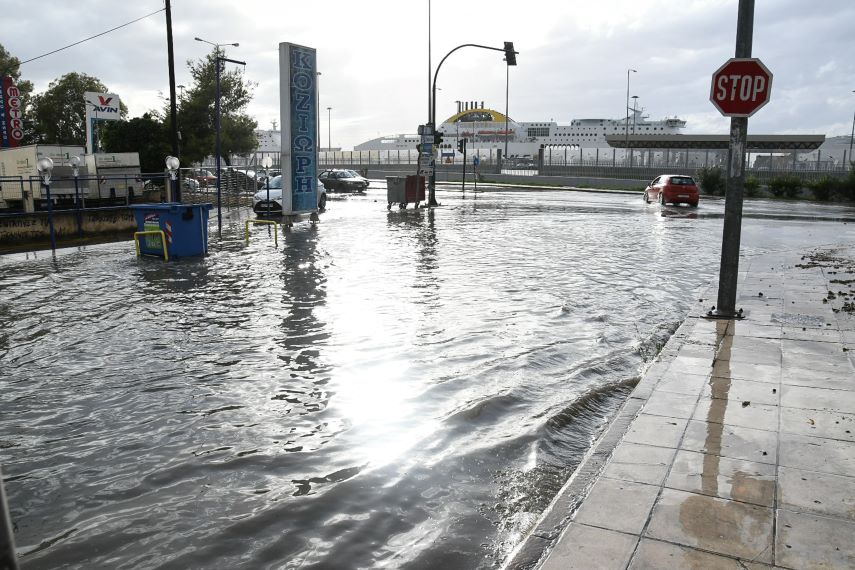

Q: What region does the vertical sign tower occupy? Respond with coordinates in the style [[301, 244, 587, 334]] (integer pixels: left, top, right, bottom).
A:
[[84, 92, 122, 154], [279, 43, 319, 216], [0, 77, 24, 148]]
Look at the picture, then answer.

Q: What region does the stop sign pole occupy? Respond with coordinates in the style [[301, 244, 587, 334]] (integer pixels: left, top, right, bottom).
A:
[[708, 0, 769, 319]]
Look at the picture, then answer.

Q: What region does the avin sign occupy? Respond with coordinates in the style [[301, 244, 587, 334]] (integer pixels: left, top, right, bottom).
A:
[[84, 91, 122, 154]]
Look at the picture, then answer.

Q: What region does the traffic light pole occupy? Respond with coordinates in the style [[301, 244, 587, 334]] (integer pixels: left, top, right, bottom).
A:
[[429, 42, 516, 206], [711, 0, 754, 319]]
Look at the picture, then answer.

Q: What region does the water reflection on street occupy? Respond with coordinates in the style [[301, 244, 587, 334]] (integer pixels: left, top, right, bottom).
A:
[[1, 186, 854, 569]]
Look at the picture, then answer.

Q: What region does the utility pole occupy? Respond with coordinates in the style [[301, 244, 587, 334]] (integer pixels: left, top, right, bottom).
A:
[[165, 0, 180, 201], [714, 0, 754, 318]]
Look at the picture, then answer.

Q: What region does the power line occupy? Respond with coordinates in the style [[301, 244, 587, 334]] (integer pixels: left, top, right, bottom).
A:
[[20, 8, 166, 66]]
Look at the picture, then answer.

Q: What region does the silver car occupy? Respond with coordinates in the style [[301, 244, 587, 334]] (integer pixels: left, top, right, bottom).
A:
[[253, 175, 327, 214]]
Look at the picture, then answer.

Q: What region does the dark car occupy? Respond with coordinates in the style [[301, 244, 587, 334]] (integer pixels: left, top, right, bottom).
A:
[[318, 169, 369, 192], [643, 175, 700, 207]]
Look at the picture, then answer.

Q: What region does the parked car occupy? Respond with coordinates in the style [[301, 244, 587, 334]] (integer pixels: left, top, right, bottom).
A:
[[318, 169, 369, 192], [252, 175, 327, 214], [192, 169, 218, 186], [643, 175, 700, 207]]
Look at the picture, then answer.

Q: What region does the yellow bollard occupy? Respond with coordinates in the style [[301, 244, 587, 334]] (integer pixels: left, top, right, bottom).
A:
[[245, 219, 279, 247]]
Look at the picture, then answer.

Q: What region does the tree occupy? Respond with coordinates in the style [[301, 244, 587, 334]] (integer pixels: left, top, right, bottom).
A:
[[29, 72, 127, 145], [0, 43, 36, 144], [101, 113, 171, 174], [178, 49, 257, 165]]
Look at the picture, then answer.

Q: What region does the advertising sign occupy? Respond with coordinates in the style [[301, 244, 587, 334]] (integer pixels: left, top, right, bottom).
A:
[[1, 76, 24, 148], [84, 92, 122, 154], [278, 43, 318, 214]]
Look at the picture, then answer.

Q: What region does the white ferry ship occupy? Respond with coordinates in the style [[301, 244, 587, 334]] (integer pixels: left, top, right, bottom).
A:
[[354, 101, 686, 157]]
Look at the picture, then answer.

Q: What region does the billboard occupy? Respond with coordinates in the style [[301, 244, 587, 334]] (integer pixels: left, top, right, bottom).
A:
[[1, 76, 24, 148], [84, 91, 122, 154], [278, 43, 318, 214]]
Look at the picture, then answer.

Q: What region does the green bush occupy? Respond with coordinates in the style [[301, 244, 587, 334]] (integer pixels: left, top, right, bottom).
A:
[[768, 175, 802, 199], [744, 175, 761, 197], [807, 175, 839, 202], [837, 168, 855, 202], [696, 167, 725, 195]]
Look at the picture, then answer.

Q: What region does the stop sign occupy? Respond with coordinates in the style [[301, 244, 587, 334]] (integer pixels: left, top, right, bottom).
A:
[[710, 58, 773, 117]]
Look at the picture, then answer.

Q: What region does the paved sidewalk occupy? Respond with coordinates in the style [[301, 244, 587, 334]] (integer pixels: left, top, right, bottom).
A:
[[520, 247, 855, 569]]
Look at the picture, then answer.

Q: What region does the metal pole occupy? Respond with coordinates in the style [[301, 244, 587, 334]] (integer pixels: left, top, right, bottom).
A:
[[44, 182, 56, 251], [0, 466, 19, 570], [849, 93, 855, 169], [714, 0, 754, 319], [625, 68, 635, 160], [74, 175, 83, 237], [462, 139, 466, 195], [165, 0, 179, 168], [215, 56, 222, 233], [428, 0, 431, 124], [504, 63, 510, 157], [327, 107, 332, 152]]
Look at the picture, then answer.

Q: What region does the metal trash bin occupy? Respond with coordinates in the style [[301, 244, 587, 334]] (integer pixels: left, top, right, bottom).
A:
[[130, 203, 213, 259], [386, 176, 425, 210]]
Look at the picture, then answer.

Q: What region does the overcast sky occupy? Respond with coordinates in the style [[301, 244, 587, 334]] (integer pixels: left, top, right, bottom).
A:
[[5, 0, 854, 149]]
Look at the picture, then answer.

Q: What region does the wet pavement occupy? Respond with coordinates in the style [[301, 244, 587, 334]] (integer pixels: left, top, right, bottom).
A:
[[526, 246, 855, 570], [2, 184, 855, 569]]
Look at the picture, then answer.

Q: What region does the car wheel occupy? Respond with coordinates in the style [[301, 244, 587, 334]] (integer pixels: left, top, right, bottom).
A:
[[658, 192, 665, 206], [318, 193, 327, 211], [689, 201, 698, 208], [643, 191, 649, 204]]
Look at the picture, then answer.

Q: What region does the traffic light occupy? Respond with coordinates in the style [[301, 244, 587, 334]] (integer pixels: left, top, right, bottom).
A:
[[434, 131, 444, 147], [504, 41, 517, 66], [457, 138, 467, 153]]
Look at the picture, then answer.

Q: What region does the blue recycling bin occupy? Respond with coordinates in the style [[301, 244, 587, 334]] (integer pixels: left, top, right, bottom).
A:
[[130, 203, 213, 258]]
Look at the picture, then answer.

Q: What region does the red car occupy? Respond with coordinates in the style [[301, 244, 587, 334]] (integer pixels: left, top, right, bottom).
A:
[[643, 175, 700, 207]]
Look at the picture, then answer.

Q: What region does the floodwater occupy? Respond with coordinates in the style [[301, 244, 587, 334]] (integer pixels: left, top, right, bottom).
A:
[[2, 186, 854, 569]]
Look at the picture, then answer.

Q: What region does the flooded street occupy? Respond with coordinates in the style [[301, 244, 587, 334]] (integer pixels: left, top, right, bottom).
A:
[[2, 186, 854, 569]]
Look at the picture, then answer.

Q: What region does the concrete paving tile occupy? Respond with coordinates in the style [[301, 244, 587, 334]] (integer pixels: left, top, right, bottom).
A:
[[628, 538, 756, 569], [781, 326, 842, 342], [670, 355, 714, 375], [656, 373, 710, 396], [776, 509, 855, 570], [778, 466, 855, 521], [676, 344, 718, 360], [700, 377, 780, 407], [601, 442, 676, 486], [782, 366, 855, 391], [665, 450, 777, 507], [692, 397, 779, 433], [642, 391, 699, 420], [779, 433, 855, 476], [780, 407, 855, 443], [573, 477, 660, 535], [729, 337, 781, 352], [731, 323, 782, 340], [782, 350, 853, 372], [645, 488, 774, 563], [624, 413, 689, 450], [681, 420, 777, 465], [781, 384, 855, 414], [540, 523, 638, 570], [711, 361, 781, 384], [782, 338, 850, 356], [728, 347, 782, 367]]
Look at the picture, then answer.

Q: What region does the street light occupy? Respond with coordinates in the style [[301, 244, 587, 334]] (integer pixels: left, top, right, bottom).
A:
[[177, 84, 185, 99], [36, 157, 56, 251], [625, 68, 636, 164], [327, 106, 333, 152], [195, 37, 244, 234], [429, 41, 518, 206]]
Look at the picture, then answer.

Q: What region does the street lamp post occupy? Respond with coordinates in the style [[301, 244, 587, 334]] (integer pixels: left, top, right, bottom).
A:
[[36, 157, 56, 251], [195, 37, 243, 234], [166, 156, 180, 203], [504, 48, 517, 159], [625, 68, 636, 164], [261, 156, 273, 217], [327, 107, 332, 153]]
